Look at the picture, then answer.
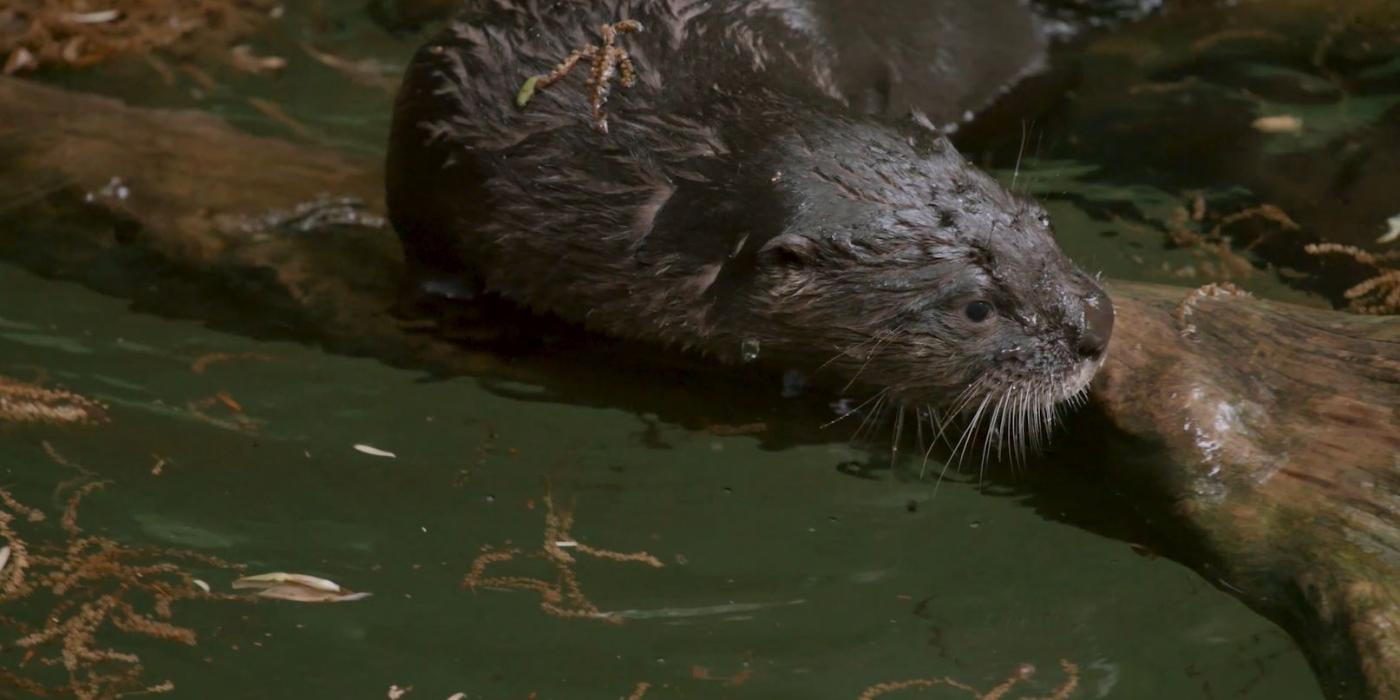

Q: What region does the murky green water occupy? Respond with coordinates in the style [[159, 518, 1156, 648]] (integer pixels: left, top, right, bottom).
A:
[[7, 0, 1399, 697]]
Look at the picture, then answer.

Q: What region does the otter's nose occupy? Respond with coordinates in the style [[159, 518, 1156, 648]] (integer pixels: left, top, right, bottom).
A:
[[1077, 292, 1114, 359]]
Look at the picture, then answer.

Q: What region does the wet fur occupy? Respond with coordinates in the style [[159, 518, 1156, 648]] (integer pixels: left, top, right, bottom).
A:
[[387, 0, 1112, 456]]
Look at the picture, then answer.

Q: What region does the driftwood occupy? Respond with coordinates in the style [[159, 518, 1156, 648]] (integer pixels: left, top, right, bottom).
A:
[[1, 77, 1397, 698], [1089, 282, 1400, 698]]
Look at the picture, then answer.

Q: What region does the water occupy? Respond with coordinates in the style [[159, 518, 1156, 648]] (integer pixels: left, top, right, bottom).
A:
[[0, 263, 1316, 699], [5, 0, 1395, 697]]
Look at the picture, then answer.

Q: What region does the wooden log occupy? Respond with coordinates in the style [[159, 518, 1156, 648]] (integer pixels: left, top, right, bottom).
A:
[[1090, 281, 1400, 699], [1, 76, 1397, 698]]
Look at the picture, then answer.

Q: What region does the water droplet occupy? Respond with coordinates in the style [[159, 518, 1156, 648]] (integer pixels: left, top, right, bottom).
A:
[[740, 338, 760, 362]]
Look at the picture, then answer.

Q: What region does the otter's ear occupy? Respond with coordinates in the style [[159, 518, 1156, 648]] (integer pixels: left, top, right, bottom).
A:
[[758, 233, 820, 267]]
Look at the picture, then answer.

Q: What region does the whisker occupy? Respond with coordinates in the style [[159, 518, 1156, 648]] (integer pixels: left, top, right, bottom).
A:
[[1011, 119, 1029, 194], [890, 403, 906, 469], [841, 325, 905, 393], [850, 393, 889, 447], [820, 387, 888, 430]]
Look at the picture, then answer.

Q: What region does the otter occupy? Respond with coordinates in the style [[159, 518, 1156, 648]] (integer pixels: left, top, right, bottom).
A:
[[386, 0, 1114, 455]]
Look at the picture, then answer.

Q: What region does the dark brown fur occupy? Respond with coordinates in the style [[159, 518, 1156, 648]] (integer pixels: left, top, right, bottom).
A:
[[386, 0, 1112, 453]]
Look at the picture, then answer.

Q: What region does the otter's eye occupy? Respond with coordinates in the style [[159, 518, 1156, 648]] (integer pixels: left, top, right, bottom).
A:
[[964, 301, 994, 322]]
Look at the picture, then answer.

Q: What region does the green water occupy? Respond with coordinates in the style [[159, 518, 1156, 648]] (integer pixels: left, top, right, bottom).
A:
[[7, 0, 1399, 697], [0, 261, 1314, 699]]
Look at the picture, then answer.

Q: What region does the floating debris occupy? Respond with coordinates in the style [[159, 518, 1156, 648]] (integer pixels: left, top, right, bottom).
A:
[[1379, 214, 1400, 245], [857, 660, 1079, 700], [233, 571, 372, 602], [354, 444, 398, 458], [233, 571, 340, 592], [463, 487, 663, 623], [1252, 114, 1303, 134], [1, 449, 243, 698], [0, 374, 108, 426]]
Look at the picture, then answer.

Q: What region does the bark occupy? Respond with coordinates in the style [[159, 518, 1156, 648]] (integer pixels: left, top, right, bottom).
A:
[[1091, 281, 1400, 699], [2, 76, 1397, 698]]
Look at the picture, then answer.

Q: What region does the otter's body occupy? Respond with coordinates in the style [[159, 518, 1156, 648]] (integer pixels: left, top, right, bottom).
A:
[[388, 0, 1113, 447]]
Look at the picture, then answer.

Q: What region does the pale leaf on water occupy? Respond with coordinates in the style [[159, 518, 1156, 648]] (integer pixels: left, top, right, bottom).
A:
[[232, 571, 371, 602], [354, 444, 397, 458], [1379, 214, 1400, 244], [255, 584, 372, 603], [233, 571, 342, 592], [66, 10, 122, 24], [1252, 114, 1303, 134]]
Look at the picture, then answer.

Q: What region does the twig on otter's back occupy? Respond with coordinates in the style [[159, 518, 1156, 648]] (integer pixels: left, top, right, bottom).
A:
[[515, 19, 643, 134]]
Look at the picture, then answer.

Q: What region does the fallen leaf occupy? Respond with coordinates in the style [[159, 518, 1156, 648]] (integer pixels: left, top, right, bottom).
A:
[[1252, 115, 1302, 134], [446, 694, 467, 700], [255, 584, 371, 603], [387, 684, 411, 699], [66, 9, 122, 24], [354, 444, 397, 458], [1379, 214, 1400, 244], [0, 545, 10, 575], [192, 578, 211, 593], [233, 571, 371, 602], [234, 572, 342, 592]]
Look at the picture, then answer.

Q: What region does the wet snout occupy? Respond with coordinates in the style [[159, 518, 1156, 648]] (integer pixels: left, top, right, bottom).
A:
[[1076, 288, 1114, 359]]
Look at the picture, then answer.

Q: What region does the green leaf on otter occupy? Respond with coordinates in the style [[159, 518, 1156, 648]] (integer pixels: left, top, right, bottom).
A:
[[516, 75, 541, 109]]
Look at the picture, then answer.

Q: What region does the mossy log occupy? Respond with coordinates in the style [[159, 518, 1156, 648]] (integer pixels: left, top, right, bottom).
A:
[[1, 76, 1397, 698]]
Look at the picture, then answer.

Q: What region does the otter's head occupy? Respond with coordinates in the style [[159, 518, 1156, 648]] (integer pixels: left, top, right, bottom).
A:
[[751, 131, 1112, 458]]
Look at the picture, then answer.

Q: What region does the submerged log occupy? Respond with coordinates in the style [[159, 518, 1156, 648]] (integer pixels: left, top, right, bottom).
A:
[[1, 76, 1397, 698]]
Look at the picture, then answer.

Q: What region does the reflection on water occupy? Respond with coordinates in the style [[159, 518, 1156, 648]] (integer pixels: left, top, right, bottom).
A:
[[6, 0, 1396, 697]]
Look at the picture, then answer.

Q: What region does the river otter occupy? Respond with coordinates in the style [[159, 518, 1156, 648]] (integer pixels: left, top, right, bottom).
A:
[[386, 0, 1113, 457]]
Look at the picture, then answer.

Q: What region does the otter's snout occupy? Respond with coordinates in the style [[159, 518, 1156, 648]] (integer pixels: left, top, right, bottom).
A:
[[1076, 291, 1115, 359]]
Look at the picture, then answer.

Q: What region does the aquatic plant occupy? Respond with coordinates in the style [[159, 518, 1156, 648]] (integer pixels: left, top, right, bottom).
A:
[[857, 660, 1079, 700], [0, 447, 241, 699], [1157, 195, 1300, 282], [1, 0, 276, 74], [0, 375, 107, 426], [516, 19, 644, 134], [1305, 243, 1400, 315], [462, 487, 663, 623]]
